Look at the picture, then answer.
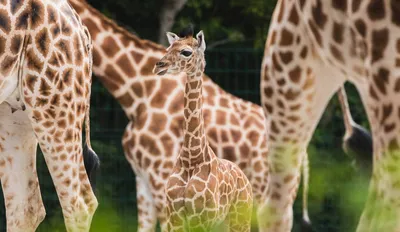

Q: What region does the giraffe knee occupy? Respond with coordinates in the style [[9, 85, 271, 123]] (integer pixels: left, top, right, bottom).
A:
[[28, 205, 46, 230], [6, 206, 46, 232], [63, 201, 98, 232]]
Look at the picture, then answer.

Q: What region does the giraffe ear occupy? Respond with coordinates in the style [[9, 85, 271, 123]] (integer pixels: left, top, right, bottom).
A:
[[196, 30, 206, 52], [166, 32, 179, 45]]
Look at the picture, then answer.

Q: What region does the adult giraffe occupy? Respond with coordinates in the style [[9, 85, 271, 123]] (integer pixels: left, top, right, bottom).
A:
[[260, 0, 400, 231], [0, 0, 99, 232], [68, 0, 371, 231]]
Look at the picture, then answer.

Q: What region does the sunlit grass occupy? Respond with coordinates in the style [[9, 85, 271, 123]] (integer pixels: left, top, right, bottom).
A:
[[0, 141, 371, 232], [36, 193, 138, 232]]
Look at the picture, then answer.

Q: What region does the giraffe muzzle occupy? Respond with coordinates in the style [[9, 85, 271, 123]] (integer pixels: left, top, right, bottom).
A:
[[156, 61, 167, 68], [153, 61, 169, 75]]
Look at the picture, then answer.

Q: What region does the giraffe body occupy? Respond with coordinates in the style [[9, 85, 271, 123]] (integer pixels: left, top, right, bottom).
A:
[[260, 0, 400, 231], [155, 28, 253, 232], [0, 0, 98, 231]]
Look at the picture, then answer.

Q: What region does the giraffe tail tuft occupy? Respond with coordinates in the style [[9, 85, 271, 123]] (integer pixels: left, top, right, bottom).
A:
[[342, 123, 372, 173], [83, 98, 100, 193], [300, 219, 314, 232]]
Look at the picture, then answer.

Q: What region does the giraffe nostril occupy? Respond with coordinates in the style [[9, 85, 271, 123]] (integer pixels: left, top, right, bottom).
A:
[[156, 61, 166, 67]]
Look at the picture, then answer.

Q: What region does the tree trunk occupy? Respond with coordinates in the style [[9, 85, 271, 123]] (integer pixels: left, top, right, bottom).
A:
[[158, 0, 188, 46]]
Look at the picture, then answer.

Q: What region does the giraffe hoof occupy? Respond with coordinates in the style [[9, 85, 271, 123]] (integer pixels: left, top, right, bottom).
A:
[[11, 107, 17, 113], [21, 105, 26, 111]]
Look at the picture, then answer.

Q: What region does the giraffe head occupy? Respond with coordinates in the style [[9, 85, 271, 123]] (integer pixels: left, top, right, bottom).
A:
[[153, 26, 206, 76]]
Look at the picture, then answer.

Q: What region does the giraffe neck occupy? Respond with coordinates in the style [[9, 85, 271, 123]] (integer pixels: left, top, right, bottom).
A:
[[183, 73, 205, 144], [68, 0, 168, 117], [181, 57, 212, 167]]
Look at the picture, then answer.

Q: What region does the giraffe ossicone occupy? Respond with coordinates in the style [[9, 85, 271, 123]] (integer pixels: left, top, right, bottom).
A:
[[154, 28, 253, 232]]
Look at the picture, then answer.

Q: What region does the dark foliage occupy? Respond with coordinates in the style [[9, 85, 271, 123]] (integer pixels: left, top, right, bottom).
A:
[[178, 24, 194, 37]]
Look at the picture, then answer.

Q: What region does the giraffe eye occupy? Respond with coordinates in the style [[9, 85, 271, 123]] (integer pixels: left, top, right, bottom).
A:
[[180, 50, 192, 57]]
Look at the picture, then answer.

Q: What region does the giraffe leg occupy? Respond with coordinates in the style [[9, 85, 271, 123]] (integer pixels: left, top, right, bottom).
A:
[[155, 192, 169, 231], [29, 119, 97, 231], [22, 101, 98, 231], [135, 176, 157, 232], [353, 65, 400, 231], [259, 50, 345, 231], [123, 123, 177, 231], [135, 174, 169, 231], [0, 104, 45, 232], [122, 126, 158, 232]]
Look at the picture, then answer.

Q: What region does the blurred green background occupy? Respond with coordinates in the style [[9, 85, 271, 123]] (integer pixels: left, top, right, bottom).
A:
[[0, 0, 372, 231]]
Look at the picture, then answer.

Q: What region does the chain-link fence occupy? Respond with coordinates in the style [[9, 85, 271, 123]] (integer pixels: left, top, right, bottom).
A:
[[0, 48, 370, 232]]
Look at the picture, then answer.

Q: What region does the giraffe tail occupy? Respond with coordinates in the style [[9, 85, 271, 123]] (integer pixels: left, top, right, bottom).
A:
[[301, 153, 314, 232], [83, 94, 100, 193], [337, 86, 372, 172]]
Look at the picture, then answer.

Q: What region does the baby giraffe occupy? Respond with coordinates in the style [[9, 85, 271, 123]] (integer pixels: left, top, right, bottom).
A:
[[153, 27, 253, 232]]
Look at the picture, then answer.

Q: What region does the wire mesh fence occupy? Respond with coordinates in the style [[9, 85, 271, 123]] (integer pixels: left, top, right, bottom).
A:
[[0, 48, 370, 232]]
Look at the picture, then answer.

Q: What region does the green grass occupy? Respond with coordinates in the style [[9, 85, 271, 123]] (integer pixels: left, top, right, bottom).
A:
[[36, 193, 138, 232], [1, 144, 371, 232]]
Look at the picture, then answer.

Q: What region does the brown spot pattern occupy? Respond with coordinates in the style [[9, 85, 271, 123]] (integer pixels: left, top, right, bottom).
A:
[[280, 28, 294, 46], [117, 92, 133, 108], [312, 0, 328, 29], [101, 36, 119, 57], [373, 68, 389, 95], [288, 5, 299, 25], [355, 19, 367, 37], [391, 0, 400, 26], [332, 0, 347, 12], [0, 9, 10, 33], [371, 28, 388, 63], [117, 54, 136, 77], [332, 22, 344, 44], [30, 0, 44, 29], [289, 66, 302, 83], [279, 51, 293, 64], [368, 0, 386, 21], [11, 35, 22, 54]]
